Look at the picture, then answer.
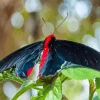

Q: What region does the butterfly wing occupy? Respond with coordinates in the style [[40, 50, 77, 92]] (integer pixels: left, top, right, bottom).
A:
[[39, 49, 64, 76], [0, 41, 43, 77], [54, 40, 100, 70]]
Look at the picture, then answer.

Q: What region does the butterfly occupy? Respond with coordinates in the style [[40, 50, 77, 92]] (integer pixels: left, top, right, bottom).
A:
[[0, 33, 100, 78]]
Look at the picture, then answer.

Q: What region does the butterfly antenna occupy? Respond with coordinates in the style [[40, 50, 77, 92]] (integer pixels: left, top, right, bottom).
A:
[[53, 12, 68, 34], [42, 18, 52, 34]]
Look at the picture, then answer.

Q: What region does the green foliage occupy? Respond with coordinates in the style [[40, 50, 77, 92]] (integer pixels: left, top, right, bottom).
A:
[[1, 65, 100, 100], [62, 66, 100, 100], [31, 77, 62, 100], [0, 67, 24, 84], [95, 78, 100, 99], [62, 66, 100, 80], [0, 68, 14, 82]]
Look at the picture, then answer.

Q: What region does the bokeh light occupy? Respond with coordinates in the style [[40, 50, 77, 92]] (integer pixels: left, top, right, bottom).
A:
[[75, 1, 92, 19], [82, 34, 100, 51], [67, 17, 79, 33], [11, 12, 24, 28], [3, 81, 31, 100], [58, 3, 68, 18], [3, 82, 18, 99], [93, 22, 100, 43], [25, 0, 42, 13], [95, 27, 100, 39]]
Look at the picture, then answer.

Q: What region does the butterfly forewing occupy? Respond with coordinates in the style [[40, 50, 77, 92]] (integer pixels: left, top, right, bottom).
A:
[[54, 40, 100, 70], [0, 41, 43, 77]]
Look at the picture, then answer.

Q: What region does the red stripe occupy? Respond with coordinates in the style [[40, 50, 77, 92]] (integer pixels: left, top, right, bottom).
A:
[[39, 34, 55, 75], [39, 48, 49, 71], [27, 67, 33, 76]]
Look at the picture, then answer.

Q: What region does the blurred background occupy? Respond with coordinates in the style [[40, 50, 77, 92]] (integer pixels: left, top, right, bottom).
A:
[[0, 0, 100, 100]]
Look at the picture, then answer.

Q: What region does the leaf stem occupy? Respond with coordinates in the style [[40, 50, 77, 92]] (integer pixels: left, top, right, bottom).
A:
[[11, 82, 42, 100], [89, 80, 95, 100], [32, 87, 43, 91]]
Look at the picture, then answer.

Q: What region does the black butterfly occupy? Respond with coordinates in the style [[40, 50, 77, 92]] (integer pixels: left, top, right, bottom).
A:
[[0, 34, 100, 78]]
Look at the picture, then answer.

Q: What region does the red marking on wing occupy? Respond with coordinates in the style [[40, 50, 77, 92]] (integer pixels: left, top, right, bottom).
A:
[[39, 48, 49, 71], [27, 67, 33, 76]]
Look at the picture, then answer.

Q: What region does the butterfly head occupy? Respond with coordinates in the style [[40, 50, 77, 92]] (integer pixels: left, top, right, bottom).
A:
[[44, 34, 56, 48]]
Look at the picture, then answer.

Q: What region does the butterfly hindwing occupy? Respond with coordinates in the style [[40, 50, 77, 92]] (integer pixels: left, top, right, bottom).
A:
[[39, 49, 64, 76]]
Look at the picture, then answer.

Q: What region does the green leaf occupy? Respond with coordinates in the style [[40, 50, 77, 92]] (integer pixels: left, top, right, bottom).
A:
[[95, 78, 100, 99], [31, 77, 62, 100], [45, 77, 62, 100], [60, 73, 70, 83], [62, 66, 100, 80]]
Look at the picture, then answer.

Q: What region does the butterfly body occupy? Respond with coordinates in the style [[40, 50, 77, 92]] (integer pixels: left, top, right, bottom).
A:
[[0, 34, 100, 78], [39, 34, 55, 70]]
